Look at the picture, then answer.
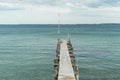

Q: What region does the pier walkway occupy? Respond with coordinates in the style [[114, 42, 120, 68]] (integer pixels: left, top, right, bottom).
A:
[[58, 40, 76, 80]]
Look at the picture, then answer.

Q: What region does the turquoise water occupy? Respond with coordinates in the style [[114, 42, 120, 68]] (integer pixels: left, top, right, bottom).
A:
[[0, 24, 120, 80]]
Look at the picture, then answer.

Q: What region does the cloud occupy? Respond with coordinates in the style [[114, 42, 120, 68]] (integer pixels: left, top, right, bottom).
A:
[[0, 0, 120, 11], [0, 0, 120, 7], [0, 0, 120, 24], [0, 2, 24, 10], [25, 5, 72, 14], [81, 0, 120, 8], [0, 0, 73, 14]]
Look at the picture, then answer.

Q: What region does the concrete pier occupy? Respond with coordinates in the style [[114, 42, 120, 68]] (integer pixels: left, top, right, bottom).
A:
[[58, 40, 76, 80], [54, 40, 79, 80]]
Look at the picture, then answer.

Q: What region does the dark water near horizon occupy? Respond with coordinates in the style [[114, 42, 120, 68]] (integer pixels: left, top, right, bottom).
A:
[[0, 24, 120, 80]]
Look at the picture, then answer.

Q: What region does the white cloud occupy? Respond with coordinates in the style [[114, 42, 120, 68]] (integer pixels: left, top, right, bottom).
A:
[[25, 5, 72, 14], [0, 2, 24, 10], [0, 1, 72, 14], [0, 0, 120, 24]]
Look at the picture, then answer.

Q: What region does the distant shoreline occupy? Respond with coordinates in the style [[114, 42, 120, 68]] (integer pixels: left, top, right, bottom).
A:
[[0, 23, 120, 26]]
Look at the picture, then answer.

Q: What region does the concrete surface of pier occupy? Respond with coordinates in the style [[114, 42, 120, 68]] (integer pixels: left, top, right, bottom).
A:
[[58, 40, 76, 80]]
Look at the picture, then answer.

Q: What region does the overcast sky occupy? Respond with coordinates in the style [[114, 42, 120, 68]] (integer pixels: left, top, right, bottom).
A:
[[0, 0, 120, 24]]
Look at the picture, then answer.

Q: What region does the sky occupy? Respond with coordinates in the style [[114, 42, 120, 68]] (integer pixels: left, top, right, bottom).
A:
[[0, 0, 120, 24]]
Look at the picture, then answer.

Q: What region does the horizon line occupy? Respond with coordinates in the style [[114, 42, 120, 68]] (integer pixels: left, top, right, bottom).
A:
[[0, 23, 120, 25]]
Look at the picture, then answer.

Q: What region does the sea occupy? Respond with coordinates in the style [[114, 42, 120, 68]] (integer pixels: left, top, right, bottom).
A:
[[0, 24, 120, 80]]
